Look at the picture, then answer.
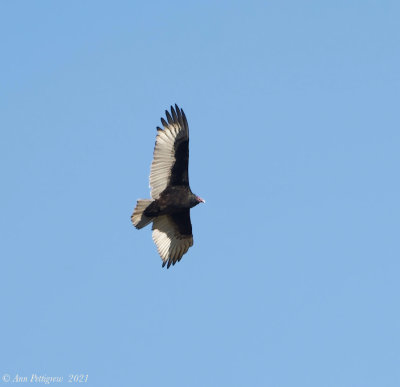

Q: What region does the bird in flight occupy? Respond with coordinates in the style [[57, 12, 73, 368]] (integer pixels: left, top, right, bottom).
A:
[[131, 105, 205, 268]]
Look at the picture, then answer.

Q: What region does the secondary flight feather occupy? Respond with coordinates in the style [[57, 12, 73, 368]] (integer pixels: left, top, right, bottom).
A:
[[131, 104, 204, 268]]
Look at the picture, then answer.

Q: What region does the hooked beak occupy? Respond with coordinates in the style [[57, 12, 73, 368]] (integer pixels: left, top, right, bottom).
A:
[[197, 196, 205, 203]]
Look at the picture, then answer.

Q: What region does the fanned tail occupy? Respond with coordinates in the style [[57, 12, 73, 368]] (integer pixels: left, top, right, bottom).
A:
[[131, 199, 154, 229]]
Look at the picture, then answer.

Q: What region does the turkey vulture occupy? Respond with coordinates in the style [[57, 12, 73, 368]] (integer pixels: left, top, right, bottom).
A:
[[131, 104, 204, 268]]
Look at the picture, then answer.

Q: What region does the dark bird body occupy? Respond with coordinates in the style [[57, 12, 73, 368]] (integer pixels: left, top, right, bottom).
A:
[[131, 105, 204, 268]]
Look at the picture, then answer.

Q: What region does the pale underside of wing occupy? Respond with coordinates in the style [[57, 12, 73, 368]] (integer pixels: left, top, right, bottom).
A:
[[149, 106, 189, 199], [152, 215, 193, 268]]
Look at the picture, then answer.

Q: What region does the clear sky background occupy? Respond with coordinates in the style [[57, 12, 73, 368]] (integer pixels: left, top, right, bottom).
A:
[[1, 1, 399, 386]]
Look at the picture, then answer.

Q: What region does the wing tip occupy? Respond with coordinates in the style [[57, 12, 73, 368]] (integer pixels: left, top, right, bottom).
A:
[[160, 117, 168, 128], [165, 110, 173, 125], [159, 104, 188, 131]]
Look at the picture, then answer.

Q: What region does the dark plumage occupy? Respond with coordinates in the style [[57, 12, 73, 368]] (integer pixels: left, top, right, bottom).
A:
[[131, 105, 204, 268]]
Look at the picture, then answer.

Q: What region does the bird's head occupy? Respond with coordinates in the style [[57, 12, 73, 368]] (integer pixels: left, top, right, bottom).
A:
[[196, 195, 205, 204], [190, 193, 205, 207]]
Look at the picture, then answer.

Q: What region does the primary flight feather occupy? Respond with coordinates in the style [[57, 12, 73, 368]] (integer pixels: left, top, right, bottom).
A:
[[131, 105, 204, 268]]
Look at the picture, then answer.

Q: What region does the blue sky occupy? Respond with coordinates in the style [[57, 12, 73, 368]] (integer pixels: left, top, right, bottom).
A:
[[1, 1, 399, 386]]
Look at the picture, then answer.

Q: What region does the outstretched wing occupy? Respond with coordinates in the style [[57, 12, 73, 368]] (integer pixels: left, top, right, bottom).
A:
[[149, 104, 189, 200], [152, 210, 193, 268]]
